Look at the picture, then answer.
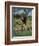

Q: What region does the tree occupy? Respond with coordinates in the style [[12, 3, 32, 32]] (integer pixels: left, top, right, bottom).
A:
[[20, 9, 29, 25], [24, 9, 29, 24]]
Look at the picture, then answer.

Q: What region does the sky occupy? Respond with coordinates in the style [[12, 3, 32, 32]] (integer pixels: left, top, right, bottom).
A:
[[12, 7, 33, 16]]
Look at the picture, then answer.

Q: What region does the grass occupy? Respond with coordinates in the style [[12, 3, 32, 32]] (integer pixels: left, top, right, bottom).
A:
[[14, 30, 32, 36]]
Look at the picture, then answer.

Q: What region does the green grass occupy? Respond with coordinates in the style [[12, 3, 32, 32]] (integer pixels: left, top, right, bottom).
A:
[[14, 30, 32, 36]]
